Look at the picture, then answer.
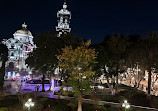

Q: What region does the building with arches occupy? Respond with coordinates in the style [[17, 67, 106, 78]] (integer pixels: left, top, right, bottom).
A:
[[2, 23, 36, 79]]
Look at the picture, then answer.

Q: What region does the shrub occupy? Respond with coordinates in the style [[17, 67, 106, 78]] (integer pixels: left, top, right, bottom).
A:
[[67, 99, 77, 110], [101, 95, 119, 102], [0, 95, 18, 107], [52, 105, 69, 111], [0, 107, 8, 111], [97, 105, 108, 110], [82, 103, 97, 111]]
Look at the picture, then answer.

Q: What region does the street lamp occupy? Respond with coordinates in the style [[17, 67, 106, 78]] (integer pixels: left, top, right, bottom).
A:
[[29, 71, 32, 74], [25, 98, 35, 111], [122, 100, 130, 111], [29, 71, 33, 79]]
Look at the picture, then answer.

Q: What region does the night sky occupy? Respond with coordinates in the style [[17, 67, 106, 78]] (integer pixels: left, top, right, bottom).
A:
[[0, 0, 158, 43]]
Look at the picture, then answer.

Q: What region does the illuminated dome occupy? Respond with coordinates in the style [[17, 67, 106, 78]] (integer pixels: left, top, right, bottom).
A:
[[15, 29, 32, 36], [13, 22, 34, 45], [14, 22, 32, 36]]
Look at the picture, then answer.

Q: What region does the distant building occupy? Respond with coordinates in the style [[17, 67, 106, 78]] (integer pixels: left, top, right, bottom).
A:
[[56, 2, 71, 37], [2, 23, 36, 79]]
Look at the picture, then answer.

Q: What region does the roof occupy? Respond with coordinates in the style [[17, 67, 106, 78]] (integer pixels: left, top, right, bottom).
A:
[[15, 28, 32, 36], [14, 22, 32, 36]]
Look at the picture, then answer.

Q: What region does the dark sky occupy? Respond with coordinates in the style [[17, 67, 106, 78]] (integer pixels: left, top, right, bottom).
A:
[[0, 0, 158, 43]]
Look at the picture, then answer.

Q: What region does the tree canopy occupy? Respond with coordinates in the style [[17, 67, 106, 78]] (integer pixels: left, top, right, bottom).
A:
[[57, 40, 96, 111], [26, 32, 83, 74]]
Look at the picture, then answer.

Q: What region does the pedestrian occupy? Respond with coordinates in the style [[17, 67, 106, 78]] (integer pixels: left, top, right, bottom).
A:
[[141, 84, 144, 90], [37, 84, 40, 92], [146, 87, 148, 91], [100, 80, 102, 84]]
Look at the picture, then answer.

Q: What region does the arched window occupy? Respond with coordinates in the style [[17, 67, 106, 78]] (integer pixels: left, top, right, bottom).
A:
[[11, 52, 14, 56], [11, 44, 14, 49]]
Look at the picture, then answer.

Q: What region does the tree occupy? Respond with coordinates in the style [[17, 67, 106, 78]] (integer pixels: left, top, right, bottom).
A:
[[126, 36, 145, 88], [0, 43, 8, 93], [127, 32, 158, 95], [26, 31, 63, 91], [141, 32, 158, 95], [93, 44, 116, 95], [26, 32, 83, 91], [57, 40, 96, 111], [106, 35, 129, 92], [95, 35, 128, 94]]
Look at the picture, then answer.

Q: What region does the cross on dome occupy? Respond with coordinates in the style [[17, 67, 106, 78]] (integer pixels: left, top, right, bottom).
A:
[[22, 22, 27, 28], [63, 2, 67, 9]]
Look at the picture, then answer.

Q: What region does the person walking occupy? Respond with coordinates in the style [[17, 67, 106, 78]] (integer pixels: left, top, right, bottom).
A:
[[36, 84, 40, 92]]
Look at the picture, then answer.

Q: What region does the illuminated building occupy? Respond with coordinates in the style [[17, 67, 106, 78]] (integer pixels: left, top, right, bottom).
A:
[[56, 2, 71, 37], [2, 23, 36, 79]]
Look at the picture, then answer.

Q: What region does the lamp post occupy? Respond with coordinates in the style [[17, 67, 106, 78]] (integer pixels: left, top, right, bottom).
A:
[[25, 98, 34, 111], [122, 100, 130, 111], [29, 71, 33, 79], [29, 71, 32, 74]]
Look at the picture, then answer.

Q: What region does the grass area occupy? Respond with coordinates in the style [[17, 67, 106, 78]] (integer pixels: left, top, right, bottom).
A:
[[118, 84, 158, 109], [0, 94, 120, 111], [0, 95, 20, 110], [0, 84, 157, 111], [86, 84, 158, 110], [117, 85, 150, 107]]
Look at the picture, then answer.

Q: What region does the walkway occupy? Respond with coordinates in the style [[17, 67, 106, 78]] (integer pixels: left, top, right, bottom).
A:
[[83, 99, 158, 111]]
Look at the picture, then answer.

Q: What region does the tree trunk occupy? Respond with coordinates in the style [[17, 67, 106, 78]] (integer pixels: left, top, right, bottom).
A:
[[77, 95, 82, 111], [106, 77, 115, 95], [58, 86, 63, 99], [137, 78, 142, 88], [134, 79, 137, 88], [0, 61, 6, 94], [42, 74, 45, 92], [115, 74, 119, 93], [148, 70, 151, 95], [115, 63, 119, 93], [137, 72, 143, 88], [49, 73, 51, 91]]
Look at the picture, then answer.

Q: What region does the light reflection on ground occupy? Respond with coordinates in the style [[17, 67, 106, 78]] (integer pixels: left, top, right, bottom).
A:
[[3, 80, 72, 99]]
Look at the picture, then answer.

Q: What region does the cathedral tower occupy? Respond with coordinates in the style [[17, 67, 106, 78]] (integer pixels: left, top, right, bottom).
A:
[[56, 2, 71, 37]]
